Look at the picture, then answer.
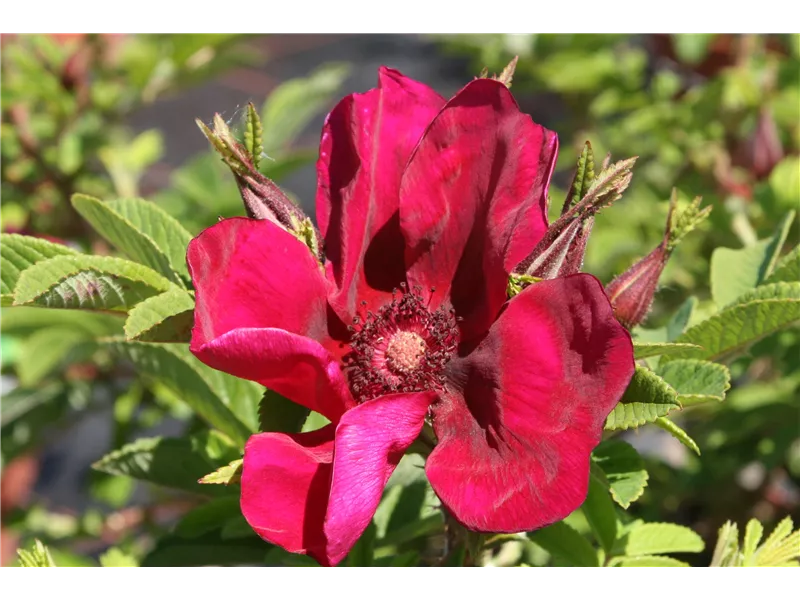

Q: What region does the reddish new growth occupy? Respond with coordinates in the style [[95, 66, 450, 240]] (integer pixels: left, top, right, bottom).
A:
[[344, 284, 458, 402]]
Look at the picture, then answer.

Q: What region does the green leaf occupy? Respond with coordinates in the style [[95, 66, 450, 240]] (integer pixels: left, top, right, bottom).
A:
[[258, 389, 309, 433], [582, 470, 618, 554], [16, 326, 96, 386], [755, 517, 800, 566], [633, 342, 703, 360], [672, 33, 714, 64], [0, 233, 78, 295], [13, 254, 175, 311], [1, 333, 19, 367], [710, 211, 795, 307], [2, 306, 123, 338], [612, 555, 689, 567], [17, 539, 56, 567], [769, 157, 800, 212], [665, 282, 800, 363], [142, 529, 269, 567], [92, 432, 240, 496], [302, 410, 331, 433], [99, 548, 138, 567], [220, 515, 256, 540], [124, 288, 194, 342], [760, 516, 793, 554], [72, 194, 190, 285], [667, 296, 698, 341], [592, 440, 648, 509], [654, 417, 700, 455], [710, 517, 800, 568], [655, 359, 731, 406], [766, 245, 800, 284], [106, 340, 257, 445], [376, 515, 444, 550], [374, 454, 440, 550], [605, 366, 681, 430], [528, 520, 599, 567], [758, 537, 800, 566], [175, 496, 242, 539], [264, 546, 322, 566], [104, 198, 194, 279], [633, 296, 698, 345], [742, 519, 764, 564], [199, 459, 243, 485], [98, 130, 164, 198], [347, 521, 376, 567], [1, 383, 89, 464], [620, 523, 704, 556], [261, 63, 350, 154], [710, 521, 740, 567]]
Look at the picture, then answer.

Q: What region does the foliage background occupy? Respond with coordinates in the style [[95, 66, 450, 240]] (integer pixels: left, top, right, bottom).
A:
[[1, 33, 798, 567]]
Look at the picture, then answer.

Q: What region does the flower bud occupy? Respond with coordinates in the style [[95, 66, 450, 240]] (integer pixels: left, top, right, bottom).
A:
[[519, 216, 594, 279], [605, 240, 669, 329], [740, 107, 783, 180], [197, 108, 321, 259], [606, 191, 710, 329], [515, 143, 635, 280]]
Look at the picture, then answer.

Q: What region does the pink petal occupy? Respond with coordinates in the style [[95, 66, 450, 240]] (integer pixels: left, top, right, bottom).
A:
[[324, 391, 435, 565], [192, 328, 355, 423], [188, 217, 330, 346], [240, 426, 336, 565], [317, 67, 445, 323], [400, 79, 558, 341], [427, 275, 634, 533], [241, 392, 434, 567]]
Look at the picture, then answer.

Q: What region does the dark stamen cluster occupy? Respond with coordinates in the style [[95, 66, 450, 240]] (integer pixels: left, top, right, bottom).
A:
[[343, 284, 459, 402]]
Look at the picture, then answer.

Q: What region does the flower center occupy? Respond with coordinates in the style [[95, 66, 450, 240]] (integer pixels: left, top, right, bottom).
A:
[[385, 331, 427, 373], [343, 284, 459, 402]]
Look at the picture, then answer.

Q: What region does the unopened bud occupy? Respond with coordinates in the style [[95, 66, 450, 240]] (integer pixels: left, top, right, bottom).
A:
[[741, 107, 783, 180], [515, 143, 635, 280], [196, 106, 321, 260], [606, 191, 711, 328], [605, 241, 669, 329], [520, 216, 594, 279]]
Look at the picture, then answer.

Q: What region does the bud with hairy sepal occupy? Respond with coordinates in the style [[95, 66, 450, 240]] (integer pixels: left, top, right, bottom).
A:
[[196, 105, 322, 259], [606, 190, 711, 328], [515, 146, 635, 280], [522, 217, 595, 279]]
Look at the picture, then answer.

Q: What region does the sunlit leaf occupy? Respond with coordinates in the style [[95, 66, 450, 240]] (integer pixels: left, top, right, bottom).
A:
[[605, 366, 681, 430]]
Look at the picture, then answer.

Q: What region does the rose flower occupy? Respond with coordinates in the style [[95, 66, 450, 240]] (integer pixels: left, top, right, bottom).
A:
[[188, 67, 634, 566]]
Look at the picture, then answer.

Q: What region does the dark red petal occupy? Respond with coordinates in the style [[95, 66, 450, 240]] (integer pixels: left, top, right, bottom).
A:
[[426, 275, 634, 533], [188, 217, 329, 345], [400, 78, 558, 341], [240, 426, 336, 566], [241, 392, 434, 567], [317, 67, 445, 323], [192, 328, 355, 423]]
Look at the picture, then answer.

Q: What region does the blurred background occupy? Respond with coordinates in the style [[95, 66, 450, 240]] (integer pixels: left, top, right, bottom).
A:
[[1, 33, 798, 566]]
